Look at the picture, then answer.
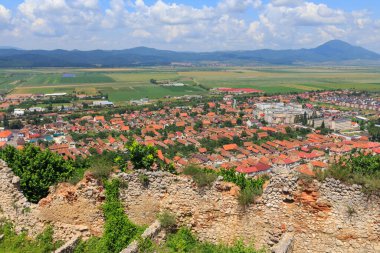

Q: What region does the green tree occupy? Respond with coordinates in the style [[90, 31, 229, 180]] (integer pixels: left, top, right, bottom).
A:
[[0, 145, 74, 203], [9, 120, 23, 129], [126, 141, 158, 170], [3, 115, 9, 128], [302, 112, 308, 126]]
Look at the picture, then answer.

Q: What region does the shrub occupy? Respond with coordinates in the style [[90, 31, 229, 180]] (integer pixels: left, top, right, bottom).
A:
[[157, 211, 176, 229], [74, 179, 143, 253], [164, 227, 266, 253], [165, 227, 197, 252], [137, 237, 155, 253], [89, 158, 114, 180], [238, 188, 256, 207], [102, 179, 141, 252], [74, 237, 106, 253], [219, 168, 267, 207], [126, 141, 158, 170], [183, 165, 217, 187], [0, 222, 62, 253], [139, 174, 150, 187], [315, 153, 380, 195], [0, 145, 74, 203], [346, 205, 357, 219]]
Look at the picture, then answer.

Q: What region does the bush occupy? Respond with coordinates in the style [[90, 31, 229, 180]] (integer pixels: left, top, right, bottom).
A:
[[0, 222, 62, 253], [74, 237, 106, 253], [157, 211, 176, 229], [183, 165, 217, 187], [126, 141, 158, 170], [74, 179, 143, 253], [238, 188, 256, 207], [102, 179, 141, 252], [164, 227, 266, 253], [137, 237, 155, 253], [0, 145, 74, 203], [89, 158, 114, 180], [219, 168, 267, 207], [139, 174, 150, 187], [316, 153, 380, 195], [165, 227, 197, 252]]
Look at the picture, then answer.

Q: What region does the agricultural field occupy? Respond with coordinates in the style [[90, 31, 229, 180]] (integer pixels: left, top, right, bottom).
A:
[[1, 66, 380, 102]]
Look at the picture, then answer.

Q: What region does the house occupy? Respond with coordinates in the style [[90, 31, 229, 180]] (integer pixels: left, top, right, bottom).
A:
[[223, 143, 238, 151], [14, 109, 25, 117], [0, 130, 12, 142], [92, 101, 114, 107], [235, 162, 272, 177]]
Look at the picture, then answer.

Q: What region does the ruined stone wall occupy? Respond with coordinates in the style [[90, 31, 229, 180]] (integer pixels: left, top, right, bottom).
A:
[[0, 160, 45, 236], [0, 160, 104, 242], [118, 170, 380, 253], [1, 157, 379, 253]]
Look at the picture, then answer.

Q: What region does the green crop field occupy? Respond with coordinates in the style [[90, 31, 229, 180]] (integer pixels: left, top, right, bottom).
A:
[[1, 66, 380, 101]]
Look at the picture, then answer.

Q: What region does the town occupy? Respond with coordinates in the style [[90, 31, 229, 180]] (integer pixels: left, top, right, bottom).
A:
[[0, 89, 379, 178]]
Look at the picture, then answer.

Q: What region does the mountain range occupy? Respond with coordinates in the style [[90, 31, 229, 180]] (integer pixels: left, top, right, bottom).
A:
[[0, 40, 379, 67]]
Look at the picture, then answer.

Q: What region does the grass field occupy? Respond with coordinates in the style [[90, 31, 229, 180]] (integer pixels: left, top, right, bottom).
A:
[[2, 66, 380, 102]]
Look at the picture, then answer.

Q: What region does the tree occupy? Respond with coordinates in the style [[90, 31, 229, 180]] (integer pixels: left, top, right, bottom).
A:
[[47, 102, 53, 111], [194, 120, 203, 132], [9, 120, 23, 129], [236, 118, 243, 126], [126, 141, 158, 170], [368, 122, 380, 141], [3, 114, 9, 128], [321, 120, 326, 129], [302, 112, 308, 126], [0, 145, 74, 203]]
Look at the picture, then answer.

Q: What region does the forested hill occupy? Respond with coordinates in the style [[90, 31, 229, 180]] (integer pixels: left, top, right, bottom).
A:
[[0, 40, 379, 67]]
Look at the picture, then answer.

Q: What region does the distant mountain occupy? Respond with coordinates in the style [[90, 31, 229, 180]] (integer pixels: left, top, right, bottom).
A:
[[0, 46, 22, 50], [0, 40, 379, 67]]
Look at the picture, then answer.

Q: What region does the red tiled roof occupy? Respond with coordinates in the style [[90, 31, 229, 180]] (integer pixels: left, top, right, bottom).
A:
[[0, 130, 12, 138], [223, 143, 238, 151]]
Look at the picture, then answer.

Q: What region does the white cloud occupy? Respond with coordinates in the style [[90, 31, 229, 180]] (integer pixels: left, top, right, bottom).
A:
[[0, 4, 11, 26], [218, 0, 262, 12], [0, 0, 378, 53], [271, 0, 303, 7]]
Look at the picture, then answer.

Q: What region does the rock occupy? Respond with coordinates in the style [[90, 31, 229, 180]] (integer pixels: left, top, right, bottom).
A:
[[54, 235, 80, 253], [272, 233, 294, 253], [11, 176, 20, 184]]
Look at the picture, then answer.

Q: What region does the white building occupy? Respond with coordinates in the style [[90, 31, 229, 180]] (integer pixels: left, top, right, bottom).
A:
[[92, 101, 114, 107], [29, 107, 45, 112], [14, 109, 25, 117], [331, 118, 354, 131], [254, 103, 312, 125]]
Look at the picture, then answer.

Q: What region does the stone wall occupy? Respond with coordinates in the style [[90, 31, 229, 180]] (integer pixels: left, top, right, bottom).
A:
[[1, 158, 379, 253], [0, 160, 104, 242], [118, 169, 380, 253], [0, 160, 45, 236]]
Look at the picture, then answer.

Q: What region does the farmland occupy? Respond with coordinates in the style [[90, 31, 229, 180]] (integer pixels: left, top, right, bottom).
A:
[[1, 66, 380, 102]]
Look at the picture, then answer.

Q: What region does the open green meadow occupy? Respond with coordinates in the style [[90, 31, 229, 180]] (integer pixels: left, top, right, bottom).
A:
[[1, 66, 380, 102]]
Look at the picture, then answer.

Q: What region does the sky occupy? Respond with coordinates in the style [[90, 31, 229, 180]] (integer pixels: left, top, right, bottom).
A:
[[0, 0, 379, 52]]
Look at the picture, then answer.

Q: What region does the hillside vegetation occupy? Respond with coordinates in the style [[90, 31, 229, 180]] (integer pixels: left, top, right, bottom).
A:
[[316, 153, 380, 195]]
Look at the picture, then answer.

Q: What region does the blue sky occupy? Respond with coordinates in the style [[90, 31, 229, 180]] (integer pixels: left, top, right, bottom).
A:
[[0, 0, 379, 52]]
